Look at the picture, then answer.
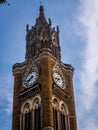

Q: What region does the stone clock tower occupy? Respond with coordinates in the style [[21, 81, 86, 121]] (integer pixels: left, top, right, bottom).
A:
[[12, 5, 77, 130]]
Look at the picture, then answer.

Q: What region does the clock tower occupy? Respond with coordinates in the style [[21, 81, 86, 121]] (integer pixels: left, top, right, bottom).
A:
[[12, 5, 77, 130]]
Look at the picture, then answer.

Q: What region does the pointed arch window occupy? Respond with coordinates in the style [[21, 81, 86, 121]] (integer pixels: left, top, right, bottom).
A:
[[60, 104, 67, 130], [21, 96, 41, 130], [21, 102, 32, 130], [33, 97, 41, 130], [53, 98, 59, 130], [25, 110, 32, 130], [53, 108, 58, 130], [34, 106, 41, 130], [52, 97, 69, 130], [60, 112, 66, 130]]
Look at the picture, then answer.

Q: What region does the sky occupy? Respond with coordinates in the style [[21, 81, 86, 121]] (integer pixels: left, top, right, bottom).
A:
[[0, 0, 98, 130]]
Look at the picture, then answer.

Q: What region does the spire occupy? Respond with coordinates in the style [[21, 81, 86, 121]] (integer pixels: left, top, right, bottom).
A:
[[35, 5, 48, 25], [39, 5, 44, 17], [25, 5, 61, 60]]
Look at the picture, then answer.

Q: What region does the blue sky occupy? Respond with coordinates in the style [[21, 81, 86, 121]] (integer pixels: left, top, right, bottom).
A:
[[0, 0, 98, 130]]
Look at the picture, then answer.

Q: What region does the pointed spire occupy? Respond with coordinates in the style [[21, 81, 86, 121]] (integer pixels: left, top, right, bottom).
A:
[[39, 5, 44, 17], [26, 24, 29, 32], [25, 5, 61, 60], [35, 5, 48, 25]]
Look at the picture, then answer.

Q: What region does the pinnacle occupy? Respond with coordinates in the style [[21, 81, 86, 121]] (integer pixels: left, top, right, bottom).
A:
[[39, 5, 44, 17], [35, 5, 48, 26]]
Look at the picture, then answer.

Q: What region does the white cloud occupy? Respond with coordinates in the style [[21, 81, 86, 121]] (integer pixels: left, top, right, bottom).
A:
[[76, 0, 98, 129], [5, 93, 13, 115], [0, 74, 13, 115]]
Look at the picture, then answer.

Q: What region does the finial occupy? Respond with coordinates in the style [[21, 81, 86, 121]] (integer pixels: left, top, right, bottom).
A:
[[26, 24, 29, 32], [39, 3, 44, 16], [48, 18, 52, 26], [57, 26, 59, 33]]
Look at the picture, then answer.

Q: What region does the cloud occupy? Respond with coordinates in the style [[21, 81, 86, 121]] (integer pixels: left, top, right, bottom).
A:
[[0, 74, 13, 115], [76, 0, 98, 129], [5, 93, 13, 115]]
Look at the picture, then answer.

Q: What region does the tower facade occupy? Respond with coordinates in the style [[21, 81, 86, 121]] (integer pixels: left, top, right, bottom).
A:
[[12, 6, 77, 130]]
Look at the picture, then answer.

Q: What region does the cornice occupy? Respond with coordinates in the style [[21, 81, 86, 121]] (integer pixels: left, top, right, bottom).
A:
[[33, 49, 57, 61], [20, 84, 41, 101], [12, 61, 27, 74], [52, 84, 71, 102]]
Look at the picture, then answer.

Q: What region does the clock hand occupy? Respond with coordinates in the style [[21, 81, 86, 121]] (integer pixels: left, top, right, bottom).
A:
[[26, 75, 34, 82], [55, 77, 60, 82], [30, 75, 34, 80]]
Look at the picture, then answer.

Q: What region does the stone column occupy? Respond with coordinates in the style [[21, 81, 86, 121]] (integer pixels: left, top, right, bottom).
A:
[[39, 56, 54, 130], [12, 69, 22, 130]]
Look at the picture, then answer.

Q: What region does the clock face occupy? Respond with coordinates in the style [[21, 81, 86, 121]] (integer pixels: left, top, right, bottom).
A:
[[25, 71, 38, 87], [53, 72, 63, 87]]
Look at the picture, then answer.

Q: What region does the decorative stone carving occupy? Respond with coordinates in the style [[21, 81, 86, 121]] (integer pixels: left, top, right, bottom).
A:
[[22, 59, 39, 88]]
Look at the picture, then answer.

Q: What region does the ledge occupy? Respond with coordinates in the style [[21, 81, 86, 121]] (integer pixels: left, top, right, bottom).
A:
[[52, 84, 71, 102], [20, 84, 41, 100]]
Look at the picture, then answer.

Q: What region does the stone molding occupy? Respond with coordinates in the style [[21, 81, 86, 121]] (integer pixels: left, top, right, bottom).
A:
[[53, 84, 71, 102], [20, 84, 41, 101], [42, 126, 54, 130]]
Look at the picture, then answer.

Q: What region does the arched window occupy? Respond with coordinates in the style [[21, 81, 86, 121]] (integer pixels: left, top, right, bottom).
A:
[[25, 110, 31, 130], [52, 97, 69, 130], [21, 96, 41, 130], [22, 102, 32, 130], [60, 103, 68, 130], [33, 96, 41, 130], [53, 108, 58, 130], [34, 106, 41, 130], [53, 98, 59, 130]]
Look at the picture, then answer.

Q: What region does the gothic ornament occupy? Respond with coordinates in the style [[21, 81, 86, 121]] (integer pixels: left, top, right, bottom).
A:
[[22, 59, 39, 88], [52, 61, 66, 89], [53, 72, 63, 87]]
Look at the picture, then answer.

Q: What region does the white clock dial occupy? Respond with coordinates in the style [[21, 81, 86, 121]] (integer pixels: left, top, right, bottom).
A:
[[25, 71, 38, 87], [53, 72, 63, 87]]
